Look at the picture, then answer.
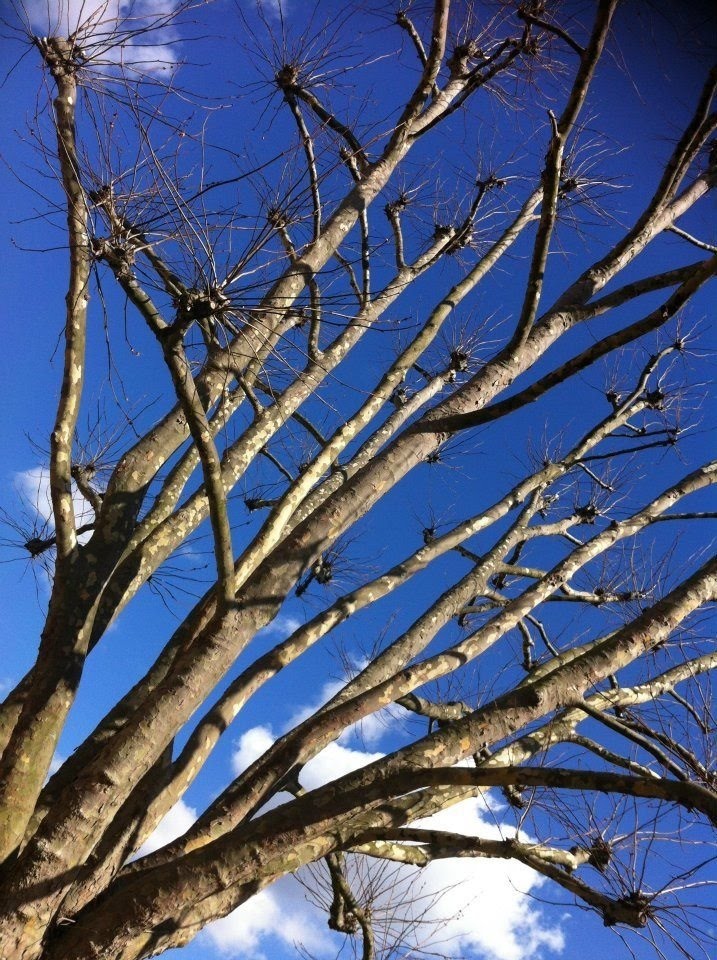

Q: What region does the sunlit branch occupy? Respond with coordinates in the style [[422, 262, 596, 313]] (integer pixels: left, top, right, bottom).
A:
[[551, 68, 717, 310], [430, 255, 717, 432], [412, 37, 525, 137], [574, 701, 690, 781], [279, 76, 368, 174], [0, 34, 93, 864], [47, 359, 689, 834], [616, 713, 713, 783], [42, 38, 91, 560], [667, 224, 717, 253], [351, 828, 660, 934], [566, 734, 659, 779], [92, 7, 536, 541], [284, 93, 321, 241], [511, 0, 617, 347], [482, 652, 717, 774], [75, 238, 464, 664], [149, 470, 715, 866], [3, 6, 717, 956], [386, 0, 450, 146], [395, 9, 428, 69], [98, 242, 236, 604], [355, 827, 591, 871]]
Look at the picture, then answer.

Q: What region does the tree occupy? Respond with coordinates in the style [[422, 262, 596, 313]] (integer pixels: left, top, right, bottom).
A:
[[0, 1, 716, 958]]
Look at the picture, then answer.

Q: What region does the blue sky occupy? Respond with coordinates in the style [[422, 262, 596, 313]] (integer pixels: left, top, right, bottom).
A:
[[0, 1, 716, 959]]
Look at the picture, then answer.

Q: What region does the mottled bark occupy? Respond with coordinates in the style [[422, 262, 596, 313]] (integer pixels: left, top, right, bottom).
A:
[[1, 3, 716, 959]]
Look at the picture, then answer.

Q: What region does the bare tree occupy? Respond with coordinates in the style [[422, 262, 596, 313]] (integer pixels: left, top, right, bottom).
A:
[[0, 1, 716, 958]]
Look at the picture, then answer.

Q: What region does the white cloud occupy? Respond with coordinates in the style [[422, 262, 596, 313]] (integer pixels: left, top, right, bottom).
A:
[[226, 715, 564, 960], [301, 739, 383, 791], [48, 752, 65, 776], [203, 789, 564, 960], [204, 874, 331, 960], [410, 799, 565, 960], [15, 467, 94, 544], [232, 723, 382, 791], [285, 677, 345, 729], [135, 798, 197, 857], [205, 884, 281, 958], [22, 1, 183, 74], [231, 725, 275, 778]]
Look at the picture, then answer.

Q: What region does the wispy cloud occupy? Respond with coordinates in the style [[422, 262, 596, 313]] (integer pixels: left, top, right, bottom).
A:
[[255, 613, 303, 642], [231, 724, 275, 777], [285, 677, 345, 729], [254, 0, 287, 20], [286, 672, 400, 749]]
